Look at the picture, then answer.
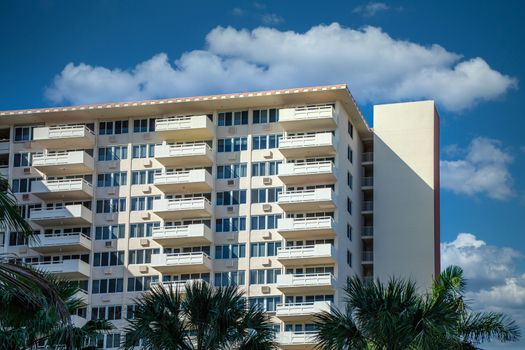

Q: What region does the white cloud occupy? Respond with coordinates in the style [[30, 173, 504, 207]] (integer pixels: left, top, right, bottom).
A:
[[442, 233, 525, 349], [45, 23, 517, 112], [441, 137, 514, 200], [353, 2, 390, 16], [260, 13, 284, 25]]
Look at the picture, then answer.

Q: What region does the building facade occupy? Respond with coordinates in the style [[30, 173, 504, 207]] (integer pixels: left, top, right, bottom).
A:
[[0, 85, 440, 349]]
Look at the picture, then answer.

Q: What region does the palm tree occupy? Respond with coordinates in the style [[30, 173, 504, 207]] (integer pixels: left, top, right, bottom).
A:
[[434, 265, 520, 348], [123, 280, 277, 350], [314, 266, 521, 349]]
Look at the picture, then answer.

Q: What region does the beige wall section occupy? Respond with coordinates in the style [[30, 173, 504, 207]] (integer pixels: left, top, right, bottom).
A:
[[373, 100, 439, 290]]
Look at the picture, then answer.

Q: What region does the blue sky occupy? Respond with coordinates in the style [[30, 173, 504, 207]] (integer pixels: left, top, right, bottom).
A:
[[1, 0, 525, 347]]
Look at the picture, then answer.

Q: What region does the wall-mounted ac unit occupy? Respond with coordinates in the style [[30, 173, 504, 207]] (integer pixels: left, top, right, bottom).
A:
[[142, 186, 152, 194], [261, 286, 271, 293], [140, 239, 149, 247], [139, 265, 149, 273], [142, 133, 151, 140], [105, 241, 113, 248], [262, 232, 272, 240], [22, 194, 30, 201], [101, 295, 111, 302], [228, 127, 237, 134], [226, 260, 234, 267], [104, 268, 112, 275], [18, 247, 28, 254], [263, 150, 273, 159], [227, 206, 234, 213], [108, 135, 116, 143], [23, 167, 31, 174], [262, 177, 272, 185], [226, 233, 235, 241], [262, 124, 272, 131], [105, 214, 115, 222], [143, 159, 152, 167], [23, 141, 32, 149], [262, 204, 272, 212], [227, 180, 235, 186], [108, 161, 117, 169], [262, 259, 271, 267]]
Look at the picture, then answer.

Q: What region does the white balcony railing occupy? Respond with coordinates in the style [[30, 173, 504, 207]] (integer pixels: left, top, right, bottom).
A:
[[150, 279, 206, 293], [31, 259, 90, 277], [276, 331, 317, 345], [29, 232, 91, 250], [34, 124, 94, 140], [281, 105, 335, 122], [155, 115, 212, 133], [277, 216, 334, 232], [155, 143, 212, 158], [30, 204, 92, 225], [362, 251, 374, 262], [362, 226, 374, 237], [362, 177, 373, 187], [277, 244, 333, 260], [153, 169, 212, 187], [279, 132, 333, 150], [151, 252, 212, 268], [32, 178, 93, 197], [362, 201, 373, 212], [32, 150, 94, 169], [277, 273, 335, 288], [154, 197, 211, 212], [278, 161, 334, 177], [152, 224, 212, 242], [276, 301, 331, 318], [278, 188, 334, 205]]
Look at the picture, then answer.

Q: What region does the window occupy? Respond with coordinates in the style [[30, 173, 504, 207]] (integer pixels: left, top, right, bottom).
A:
[[250, 241, 281, 257], [96, 198, 126, 213], [14, 126, 36, 142], [347, 197, 352, 215], [249, 296, 281, 312], [132, 144, 156, 158], [133, 118, 156, 133], [93, 251, 125, 267], [253, 108, 279, 124], [218, 137, 247, 152], [347, 250, 352, 267], [347, 145, 353, 163], [95, 225, 125, 240], [348, 121, 354, 138], [347, 224, 352, 240], [347, 171, 353, 189], [98, 146, 128, 161], [128, 249, 160, 264], [216, 190, 247, 205], [126, 305, 138, 320], [249, 269, 281, 285], [130, 196, 159, 211], [217, 163, 247, 179], [251, 161, 281, 176], [99, 120, 128, 135], [91, 278, 124, 294], [218, 111, 248, 126], [130, 222, 160, 238], [251, 187, 282, 204], [9, 231, 29, 246], [215, 244, 246, 259], [97, 172, 127, 187], [105, 333, 121, 348], [250, 214, 281, 230], [127, 276, 159, 292], [12, 177, 41, 193], [214, 271, 245, 287], [215, 217, 246, 233], [131, 170, 157, 185], [13, 152, 34, 167], [252, 134, 281, 150], [91, 305, 122, 320]]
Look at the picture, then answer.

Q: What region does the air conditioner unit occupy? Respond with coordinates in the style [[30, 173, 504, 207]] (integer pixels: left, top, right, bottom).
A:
[[262, 259, 271, 267], [228, 154, 237, 161], [142, 186, 152, 194], [261, 286, 271, 294], [263, 150, 273, 159], [107, 188, 116, 195], [141, 212, 150, 220], [262, 232, 272, 240], [228, 127, 236, 134], [139, 265, 149, 273], [142, 133, 151, 140], [108, 161, 117, 169], [105, 214, 115, 222], [23, 141, 32, 149], [101, 295, 111, 302], [104, 241, 113, 248], [18, 247, 28, 254], [226, 260, 234, 267], [23, 167, 31, 174], [140, 239, 149, 247], [227, 206, 234, 213], [22, 194, 30, 201], [143, 159, 152, 167], [226, 233, 235, 241], [108, 135, 116, 142], [227, 179, 235, 186], [104, 268, 112, 275], [262, 204, 272, 212], [262, 177, 272, 185]]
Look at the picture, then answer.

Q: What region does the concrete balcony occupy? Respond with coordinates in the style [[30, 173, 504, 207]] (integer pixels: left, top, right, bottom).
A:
[[362, 226, 374, 238], [152, 224, 212, 246], [276, 301, 332, 322], [362, 251, 374, 263], [153, 197, 212, 220], [0, 141, 10, 154], [155, 115, 214, 140], [29, 232, 91, 253], [33, 151, 94, 176], [31, 259, 90, 279], [362, 152, 373, 164], [277, 331, 317, 349], [278, 188, 335, 212], [30, 204, 93, 227], [150, 279, 206, 294], [277, 244, 335, 266], [278, 161, 335, 186], [151, 252, 212, 273], [277, 216, 335, 240], [154, 169, 213, 193], [279, 105, 337, 132], [32, 178, 93, 200], [362, 201, 373, 214], [155, 143, 213, 167], [277, 273, 336, 294], [33, 125, 95, 148], [279, 132, 335, 158]]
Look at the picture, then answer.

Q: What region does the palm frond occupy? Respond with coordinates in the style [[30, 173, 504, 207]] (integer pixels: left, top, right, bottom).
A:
[[461, 312, 521, 344]]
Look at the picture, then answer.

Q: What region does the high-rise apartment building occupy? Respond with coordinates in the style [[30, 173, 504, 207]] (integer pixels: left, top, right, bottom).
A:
[[0, 84, 439, 349]]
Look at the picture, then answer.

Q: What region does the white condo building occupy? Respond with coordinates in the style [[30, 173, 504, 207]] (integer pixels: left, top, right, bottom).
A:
[[0, 84, 440, 349]]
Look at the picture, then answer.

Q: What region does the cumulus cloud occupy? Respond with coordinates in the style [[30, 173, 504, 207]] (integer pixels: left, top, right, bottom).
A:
[[441, 137, 514, 200], [45, 23, 517, 111], [442, 233, 525, 348], [353, 2, 390, 16]]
